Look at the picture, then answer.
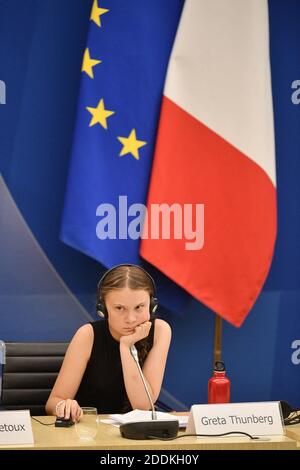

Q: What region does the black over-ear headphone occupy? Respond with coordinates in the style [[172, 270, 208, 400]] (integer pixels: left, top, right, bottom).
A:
[[96, 264, 158, 318]]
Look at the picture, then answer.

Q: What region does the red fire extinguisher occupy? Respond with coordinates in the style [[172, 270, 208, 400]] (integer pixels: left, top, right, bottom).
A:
[[208, 361, 230, 404]]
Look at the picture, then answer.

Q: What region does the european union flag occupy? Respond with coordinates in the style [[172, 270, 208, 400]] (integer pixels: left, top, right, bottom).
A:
[[61, 0, 188, 311]]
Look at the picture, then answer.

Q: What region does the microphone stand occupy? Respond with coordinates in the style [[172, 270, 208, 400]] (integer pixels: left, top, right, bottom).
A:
[[130, 345, 157, 420], [119, 345, 179, 440]]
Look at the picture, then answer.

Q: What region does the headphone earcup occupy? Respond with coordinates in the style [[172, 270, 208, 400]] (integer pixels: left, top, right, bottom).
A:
[[150, 297, 158, 314], [96, 301, 107, 318]]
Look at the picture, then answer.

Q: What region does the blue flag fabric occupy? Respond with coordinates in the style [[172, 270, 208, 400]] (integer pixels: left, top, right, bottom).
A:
[[61, 0, 188, 311]]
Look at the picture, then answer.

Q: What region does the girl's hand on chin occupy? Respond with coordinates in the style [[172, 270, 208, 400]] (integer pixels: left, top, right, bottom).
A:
[[119, 321, 152, 347]]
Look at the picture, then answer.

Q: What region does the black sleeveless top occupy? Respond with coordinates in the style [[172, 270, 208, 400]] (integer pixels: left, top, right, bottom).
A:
[[75, 319, 155, 413]]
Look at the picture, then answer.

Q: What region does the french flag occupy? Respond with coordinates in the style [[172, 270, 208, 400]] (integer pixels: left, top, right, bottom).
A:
[[141, 0, 277, 327]]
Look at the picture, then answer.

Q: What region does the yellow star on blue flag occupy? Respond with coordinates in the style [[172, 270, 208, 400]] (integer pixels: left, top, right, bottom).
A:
[[86, 99, 115, 129], [82, 48, 101, 79], [118, 129, 147, 160], [90, 0, 109, 27]]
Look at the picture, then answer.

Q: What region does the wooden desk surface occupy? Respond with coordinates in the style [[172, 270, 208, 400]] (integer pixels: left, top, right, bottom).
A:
[[285, 423, 300, 448], [0, 415, 297, 450]]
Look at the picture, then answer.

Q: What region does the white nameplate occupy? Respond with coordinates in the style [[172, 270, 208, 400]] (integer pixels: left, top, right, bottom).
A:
[[186, 401, 284, 437], [0, 410, 34, 445]]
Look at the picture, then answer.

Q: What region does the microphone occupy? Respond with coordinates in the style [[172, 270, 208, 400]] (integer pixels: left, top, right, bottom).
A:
[[119, 345, 179, 440]]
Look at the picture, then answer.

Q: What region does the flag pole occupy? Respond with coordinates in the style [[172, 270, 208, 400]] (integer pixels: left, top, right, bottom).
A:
[[213, 315, 222, 366]]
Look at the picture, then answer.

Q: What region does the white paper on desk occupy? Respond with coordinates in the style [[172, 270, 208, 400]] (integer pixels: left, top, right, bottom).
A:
[[100, 410, 188, 428]]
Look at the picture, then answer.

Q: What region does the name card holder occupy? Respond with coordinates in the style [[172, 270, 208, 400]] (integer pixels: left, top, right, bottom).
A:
[[186, 401, 284, 438], [0, 410, 34, 445]]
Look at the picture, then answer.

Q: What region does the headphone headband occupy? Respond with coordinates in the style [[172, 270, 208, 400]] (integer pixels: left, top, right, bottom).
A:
[[96, 264, 158, 318]]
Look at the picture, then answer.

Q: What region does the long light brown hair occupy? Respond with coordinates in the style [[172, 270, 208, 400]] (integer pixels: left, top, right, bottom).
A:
[[99, 265, 155, 303]]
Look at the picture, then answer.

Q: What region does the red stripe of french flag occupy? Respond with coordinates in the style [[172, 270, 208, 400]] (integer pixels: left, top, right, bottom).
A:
[[140, 0, 276, 327]]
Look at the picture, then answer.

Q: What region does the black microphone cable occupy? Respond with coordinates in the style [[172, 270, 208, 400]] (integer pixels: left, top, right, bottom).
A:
[[31, 417, 56, 426], [148, 431, 268, 441]]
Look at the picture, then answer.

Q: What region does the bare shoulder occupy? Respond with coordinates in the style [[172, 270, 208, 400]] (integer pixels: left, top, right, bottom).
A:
[[72, 323, 94, 344], [67, 323, 94, 360], [75, 323, 94, 338], [154, 319, 172, 340]]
